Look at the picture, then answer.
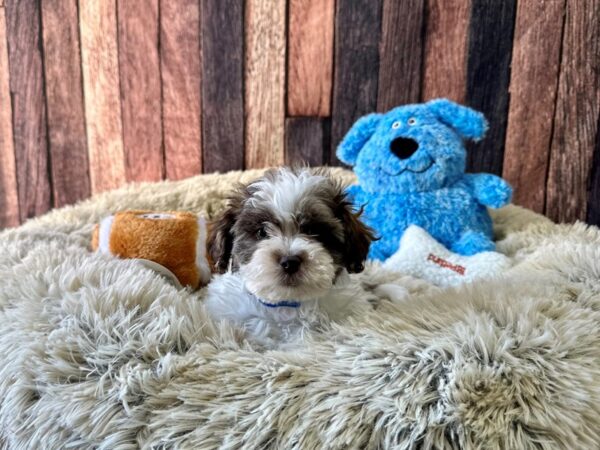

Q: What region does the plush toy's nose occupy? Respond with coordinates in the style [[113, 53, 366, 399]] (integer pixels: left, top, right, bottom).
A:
[[390, 137, 419, 159]]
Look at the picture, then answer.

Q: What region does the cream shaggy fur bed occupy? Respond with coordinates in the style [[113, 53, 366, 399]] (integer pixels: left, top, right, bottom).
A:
[[1, 169, 599, 449]]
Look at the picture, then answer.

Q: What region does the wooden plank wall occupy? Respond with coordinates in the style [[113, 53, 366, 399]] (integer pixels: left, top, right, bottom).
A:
[[0, 0, 598, 229]]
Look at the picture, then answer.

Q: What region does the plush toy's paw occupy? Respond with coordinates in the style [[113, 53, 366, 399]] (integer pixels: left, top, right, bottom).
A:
[[480, 180, 512, 208], [383, 225, 511, 287], [451, 230, 495, 255], [466, 174, 512, 208]]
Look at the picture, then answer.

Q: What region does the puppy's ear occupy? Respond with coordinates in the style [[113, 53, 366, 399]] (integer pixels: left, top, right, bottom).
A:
[[336, 196, 377, 273], [207, 192, 244, 273]]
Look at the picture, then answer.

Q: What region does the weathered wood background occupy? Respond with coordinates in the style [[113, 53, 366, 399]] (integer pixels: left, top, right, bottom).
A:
[[0, 0, 598, 229]]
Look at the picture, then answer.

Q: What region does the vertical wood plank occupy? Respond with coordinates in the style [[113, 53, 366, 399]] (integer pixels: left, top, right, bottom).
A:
[[244, 0, 286, 169], [201, 0, 244, 173], [79, 0, 126, 193], [41, 0, 91, 208], [161, 0, 202, 180], [5, 0, 51, 221], [502, 0, 565, 214], [0, 7, 20, 227], [465, 0, 517, 176], [287, 0, 334, 117], [330, 0, 383, 165], [546, 0, 600, 222], [285, 118, 326, 166], [421, 0, 470, 102], [377, 0, 425, 111], [117, 0, 163, 182], [586, 116, 600, 226]]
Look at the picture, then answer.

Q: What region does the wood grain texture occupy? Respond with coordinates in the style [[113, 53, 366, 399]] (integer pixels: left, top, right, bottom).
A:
[[118, 0, 163, 182], [285, 117, 326, 166], [79, 0, 126, 193], [330, 0, 383, 165], [587, 116, 600, 226], [41, 0, 91, 208], [5, 0, 51, 221], [377, 0, 425, 110], [546, 0, 600, 222], [201, 0, 244, 173], [161, 0, 202, 180], [421, 0, 470, 102], [465, 0, 517, 176], [244, 0, 286, 169], [287, 0, 334, 117], [502, 0, 565, 214], [0, 8, 19, 227]]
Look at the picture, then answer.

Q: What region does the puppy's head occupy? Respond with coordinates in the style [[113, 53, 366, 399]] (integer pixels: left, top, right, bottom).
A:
[[208, 168, 375, 301]]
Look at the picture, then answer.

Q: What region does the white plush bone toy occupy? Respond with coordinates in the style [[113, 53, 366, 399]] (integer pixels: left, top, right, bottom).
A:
[[384, 225, 512, 287]]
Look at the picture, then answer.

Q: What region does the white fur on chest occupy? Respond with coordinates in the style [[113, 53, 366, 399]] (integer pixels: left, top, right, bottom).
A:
[[203, 272, 371, 346]]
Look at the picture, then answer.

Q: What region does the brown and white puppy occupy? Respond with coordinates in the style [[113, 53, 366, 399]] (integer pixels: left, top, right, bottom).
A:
[[203, 167, 376, 345]]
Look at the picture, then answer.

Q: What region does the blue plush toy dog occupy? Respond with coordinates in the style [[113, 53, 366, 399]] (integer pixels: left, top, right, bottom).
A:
[[337, 98, 512, 260]]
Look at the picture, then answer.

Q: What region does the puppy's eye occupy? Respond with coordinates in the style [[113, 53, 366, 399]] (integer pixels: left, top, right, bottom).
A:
[[408, 118, 416, 125], [391, 121, 401, 129], [256, 227, 268, 239], [301, 224, 316, 236]]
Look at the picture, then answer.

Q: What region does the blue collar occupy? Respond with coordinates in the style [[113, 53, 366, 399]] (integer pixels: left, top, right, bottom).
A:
[[257, 298, 301, 309], [245, 287, 302, 308]]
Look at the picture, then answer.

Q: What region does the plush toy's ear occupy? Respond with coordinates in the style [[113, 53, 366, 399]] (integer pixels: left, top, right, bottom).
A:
[[336, 113, 381, 165], [427, 98, 488, 141]]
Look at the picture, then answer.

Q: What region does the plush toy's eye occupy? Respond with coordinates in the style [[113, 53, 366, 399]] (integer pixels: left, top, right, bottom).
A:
[[256, 227, 268, 239], [391, 121, 401, 129], [408, 118, 417, 125]]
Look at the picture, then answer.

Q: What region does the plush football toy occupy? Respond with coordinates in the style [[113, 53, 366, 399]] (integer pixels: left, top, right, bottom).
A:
[[91, 210, 212, 289], [337, 98, 512, 260]]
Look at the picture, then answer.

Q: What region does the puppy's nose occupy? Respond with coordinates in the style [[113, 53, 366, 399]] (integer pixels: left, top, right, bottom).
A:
[[279, 255, 301, 274], [390, 137, 419, 159]]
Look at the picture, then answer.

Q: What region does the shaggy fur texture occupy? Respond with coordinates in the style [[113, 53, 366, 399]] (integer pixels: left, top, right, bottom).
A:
[[1, 169, 600, 449], [337, 99, 513, 259]]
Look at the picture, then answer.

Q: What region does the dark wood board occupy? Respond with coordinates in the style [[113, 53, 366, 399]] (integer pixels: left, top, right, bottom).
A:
[[0, 7, 20, 227], [285, 117, 326, 166], [502, 0, 565, 214], [5, 0, 51, 221], [586, 115, 600, 226], [377, 0, 425, 111], [330, 0, 383, 165], [201, 0, 244, 173], [421, 0, 470, 102], [287, 0, 334, 117], [465, 0, 517, 176], [118, 0, 163, 182], [546, 0, 600, 222], [161, 0, 202, 180], [41, 0, 91, 208]]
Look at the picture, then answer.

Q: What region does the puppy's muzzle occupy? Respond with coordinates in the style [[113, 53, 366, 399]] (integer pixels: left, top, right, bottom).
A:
[[390, 137, 419, 160], [279, 255, 301, 275]]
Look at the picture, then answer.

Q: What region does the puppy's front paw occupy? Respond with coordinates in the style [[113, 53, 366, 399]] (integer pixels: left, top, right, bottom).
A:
[[373, 283, 410, 303]]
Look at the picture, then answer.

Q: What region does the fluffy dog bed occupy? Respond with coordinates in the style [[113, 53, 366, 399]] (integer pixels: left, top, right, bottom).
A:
[[1, 169, 599, 449]]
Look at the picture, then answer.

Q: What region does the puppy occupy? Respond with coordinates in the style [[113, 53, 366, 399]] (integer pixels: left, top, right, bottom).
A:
[[203, 167, 376, 346]]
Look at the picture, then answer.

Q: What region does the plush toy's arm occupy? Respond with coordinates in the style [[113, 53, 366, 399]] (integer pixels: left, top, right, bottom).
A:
[[463, 173, 512, 208], [336, 113, 381, 165]]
